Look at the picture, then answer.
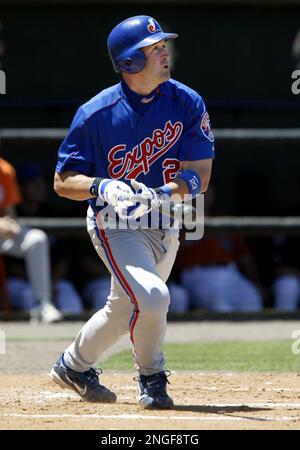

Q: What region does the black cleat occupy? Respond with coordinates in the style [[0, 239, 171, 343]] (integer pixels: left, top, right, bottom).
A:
[[137, 371, 174, 409], [50, 354, 117, 403]]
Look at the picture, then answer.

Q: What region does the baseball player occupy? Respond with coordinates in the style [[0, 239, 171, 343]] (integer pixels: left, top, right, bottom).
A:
[[0, 157, 62, 323], [50, 15, 214, 409]]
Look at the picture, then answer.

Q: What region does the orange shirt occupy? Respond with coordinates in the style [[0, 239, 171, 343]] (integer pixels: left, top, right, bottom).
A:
[[0, 158, 22, 210], [175, 236, 250, 271]]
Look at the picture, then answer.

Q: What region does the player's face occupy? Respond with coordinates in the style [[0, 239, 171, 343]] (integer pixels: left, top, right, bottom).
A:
[[141, 39, 171, 83]]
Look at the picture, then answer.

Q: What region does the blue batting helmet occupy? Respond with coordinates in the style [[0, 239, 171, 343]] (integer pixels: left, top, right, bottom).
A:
[[107, 15, 178, 74]]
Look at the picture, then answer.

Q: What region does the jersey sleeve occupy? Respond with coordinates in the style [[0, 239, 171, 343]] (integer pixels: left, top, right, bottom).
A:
[[56, 107, 95, 176], [178, 94, 215, 162]]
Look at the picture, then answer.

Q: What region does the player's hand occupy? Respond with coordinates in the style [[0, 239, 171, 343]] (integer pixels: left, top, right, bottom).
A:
[[98, 179, 133, 207], [114, 180, 156, 221], [0, 216, 21, 238], [130, 179, 159, 208]]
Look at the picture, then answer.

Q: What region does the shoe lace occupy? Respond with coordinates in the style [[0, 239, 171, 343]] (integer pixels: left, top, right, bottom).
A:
[[163, 370, 171, 384], [133, 370, 172, 392], [83, 366, 102, 384]]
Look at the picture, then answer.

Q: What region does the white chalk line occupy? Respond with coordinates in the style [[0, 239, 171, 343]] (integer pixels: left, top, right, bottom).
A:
[[25, 392, 300, 409], [2, 413, 300, 422], [4, 402, 300, 423], [115, 385, 300, 393]]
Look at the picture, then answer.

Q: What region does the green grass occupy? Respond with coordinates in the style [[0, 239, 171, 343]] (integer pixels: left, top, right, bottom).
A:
[[100, 341, 300, 372]]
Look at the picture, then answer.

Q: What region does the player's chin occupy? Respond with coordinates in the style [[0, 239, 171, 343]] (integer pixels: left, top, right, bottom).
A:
[[159, 68, 171, 82]]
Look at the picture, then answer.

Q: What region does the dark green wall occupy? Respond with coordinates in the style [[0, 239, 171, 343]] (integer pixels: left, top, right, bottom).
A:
[[0, 4, 299, 216], [1, 136, 299, 216], [1, 5, 299, 102]]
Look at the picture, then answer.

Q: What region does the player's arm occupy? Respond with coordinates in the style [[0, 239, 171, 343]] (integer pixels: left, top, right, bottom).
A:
[[163, 91, 214, 202], [54, 171, 96, 201], [124, 158, 213, 221], [54, 170, 134, 206], [0, 201, 21, 238], [147, 158, 213, 205], [162, 158, 213, 201]]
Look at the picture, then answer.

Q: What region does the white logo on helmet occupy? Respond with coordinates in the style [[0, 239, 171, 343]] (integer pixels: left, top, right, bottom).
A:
[[147, 19, 157, 33]]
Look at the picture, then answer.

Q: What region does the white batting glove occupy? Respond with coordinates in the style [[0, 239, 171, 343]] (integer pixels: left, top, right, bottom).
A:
[[98, 179, 133, 207], [131, 180, 173, 209], [114, 180, 156, 221], [131, 179, 159, 207]]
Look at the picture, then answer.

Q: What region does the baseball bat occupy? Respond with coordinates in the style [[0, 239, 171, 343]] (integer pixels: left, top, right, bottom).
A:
[[122, 193, 199, 225]]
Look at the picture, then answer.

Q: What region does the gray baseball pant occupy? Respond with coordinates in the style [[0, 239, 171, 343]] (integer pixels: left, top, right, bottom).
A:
[[0, 226, 51, 304], [64, 211, 179, 376]]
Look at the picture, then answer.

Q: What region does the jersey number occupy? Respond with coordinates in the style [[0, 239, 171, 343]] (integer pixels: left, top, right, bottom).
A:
[[162, 159, 181, 184]]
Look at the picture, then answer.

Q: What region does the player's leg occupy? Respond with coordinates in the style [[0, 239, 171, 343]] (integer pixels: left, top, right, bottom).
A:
[[0, 227, 62, 322], [97, 226, 178, 410], [127, 230, 179, 409], [51, 223, 136, 403], [274, 274, 300, 311], [70, 226, 170, 375], [64, 274, 133, 371], [57, 225, 174, 406], [132, 228, 180, 409], [155, 229, 180, 283], [50, 273, 127, 403], [51, 224, 169, 404]]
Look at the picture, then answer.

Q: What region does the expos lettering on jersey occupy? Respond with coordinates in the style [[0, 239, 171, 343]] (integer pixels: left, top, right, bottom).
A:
[[107, 120, 183, 184]]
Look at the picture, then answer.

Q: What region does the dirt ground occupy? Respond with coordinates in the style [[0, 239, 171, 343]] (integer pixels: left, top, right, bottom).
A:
[[1, 320, 300, 430], [1, 372, 300, 430]]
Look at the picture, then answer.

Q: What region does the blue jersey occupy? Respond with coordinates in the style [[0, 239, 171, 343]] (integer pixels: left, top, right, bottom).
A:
[[56, 79, 215, 215]]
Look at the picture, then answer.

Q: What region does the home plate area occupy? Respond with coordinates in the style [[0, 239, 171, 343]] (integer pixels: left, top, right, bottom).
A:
[[1, 372, 300, 429]]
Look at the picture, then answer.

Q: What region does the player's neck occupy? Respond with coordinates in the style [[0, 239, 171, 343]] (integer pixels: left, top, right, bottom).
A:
[[122, 75, 160, 96]]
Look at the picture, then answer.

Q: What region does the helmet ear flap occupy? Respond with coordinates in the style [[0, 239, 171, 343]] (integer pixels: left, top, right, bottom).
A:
[[116, 49, 146, 74], [107, 46, 120, 73]]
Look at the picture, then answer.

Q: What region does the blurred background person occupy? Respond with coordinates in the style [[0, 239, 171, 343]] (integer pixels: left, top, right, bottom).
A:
[[81, 255, 111, 311], [272, 234, 300, 311], [16, 163, 85, 316], [176, 235, 264, 313], [52, 256, 84, 315], [174, 186, 264, 312], [0, 156, 62, 322], [167, 279, 190, 314], [16, 162, 56, 217]]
